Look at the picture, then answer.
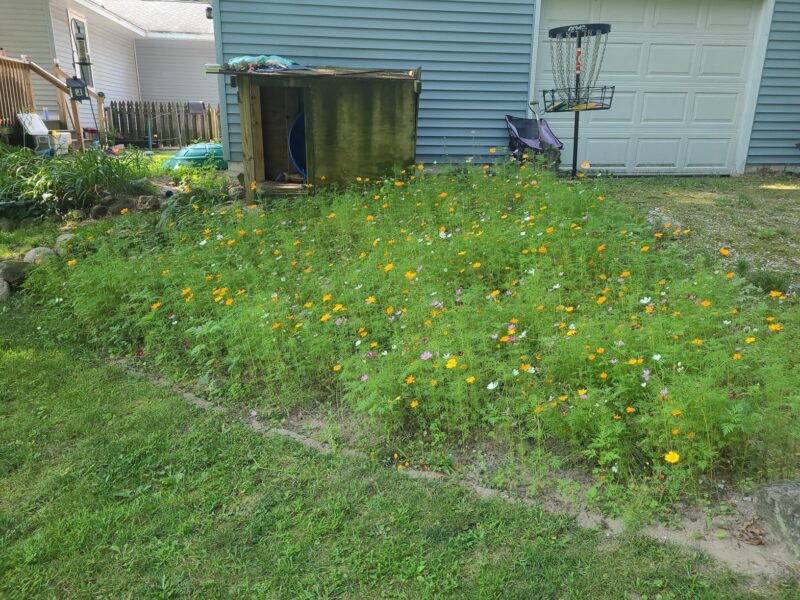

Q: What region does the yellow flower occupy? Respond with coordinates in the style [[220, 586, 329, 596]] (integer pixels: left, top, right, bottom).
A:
[[365, 296, 376, 304], [225, 298, 233, 306], [726, 272, 735, 279], [600, 372, 608, 379], [691, 339, 703, 345], [410, 400, 419, 409], [184, 294, 193, 303], [700, 300, 711, 308], [161, 269, 170, 276], [332, 364, 342, 372], [533, 406, 545, 414], [472, 262, 481, 268], [672, 408, 682, 417], [394, 181, 404, 187], [405, 375, 416, 384], [732, 353, 742, 360], [446, 358, 457, 369], [327, 212, 336, 219], [404, 271, 417, 280], [250, 180, 257, 191], [745, 337, 755, 344], [719, 248, 730, 256], [120, 207, 129, 215], [181, 287, 191, 296], [322, 293, 332, 302], [580, 161, 591, 169], [596, 296, 607, 305], [768, 323, 783, 332], [384, 263, 395, 272], [67, 259, 77, 266], [150, 301, 161, 310], [466, 375, 476, 384], [625, 406, 635, 414], [320, 313, 331, 322], [664, 451, 680, 464], [577, 388, 587, 396], [489, 147, 497, 154]]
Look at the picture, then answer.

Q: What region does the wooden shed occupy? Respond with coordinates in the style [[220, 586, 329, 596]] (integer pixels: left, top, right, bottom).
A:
[[212, 66, 421, 197]]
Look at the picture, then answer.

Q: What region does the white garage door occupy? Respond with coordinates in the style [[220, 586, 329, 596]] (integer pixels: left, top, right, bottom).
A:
[[534, 0, 763, 174]]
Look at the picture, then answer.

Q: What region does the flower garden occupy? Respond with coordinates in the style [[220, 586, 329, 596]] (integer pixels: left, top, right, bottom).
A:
[[21, 160, 799, 506]]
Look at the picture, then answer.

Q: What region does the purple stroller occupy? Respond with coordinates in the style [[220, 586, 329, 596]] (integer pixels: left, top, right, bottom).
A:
[[505, 104, 563, 159]]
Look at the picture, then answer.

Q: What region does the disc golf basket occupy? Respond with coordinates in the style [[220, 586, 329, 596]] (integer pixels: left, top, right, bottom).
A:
[[542, 23, 615, 177]]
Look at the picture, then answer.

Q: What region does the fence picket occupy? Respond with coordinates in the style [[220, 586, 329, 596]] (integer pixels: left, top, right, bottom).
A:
[[103, 100, 221, 147]]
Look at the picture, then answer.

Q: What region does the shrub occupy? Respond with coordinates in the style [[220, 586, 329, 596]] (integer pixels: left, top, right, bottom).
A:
[[0, 144, 155, 217]]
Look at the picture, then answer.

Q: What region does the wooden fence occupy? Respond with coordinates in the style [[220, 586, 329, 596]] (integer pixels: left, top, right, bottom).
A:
[[104, 100, 221, 147]]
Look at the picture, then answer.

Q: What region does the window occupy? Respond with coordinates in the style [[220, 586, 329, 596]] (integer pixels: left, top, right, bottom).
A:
[[68, 12, 93, 87]]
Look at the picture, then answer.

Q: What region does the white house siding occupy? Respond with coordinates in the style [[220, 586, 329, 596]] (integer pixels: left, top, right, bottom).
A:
[[49, 0, 140, 126], [0, 0, 59, 117], [214, 0, 536, 164], [135, 38, 219, 104]]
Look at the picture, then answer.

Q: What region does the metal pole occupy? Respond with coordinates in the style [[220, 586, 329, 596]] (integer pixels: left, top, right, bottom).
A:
[[571, 31, 583, 179], [147, 117, 152, 152]]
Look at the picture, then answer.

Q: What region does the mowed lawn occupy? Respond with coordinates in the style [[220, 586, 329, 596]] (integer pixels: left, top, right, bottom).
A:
[[0, 310, 795, 599]]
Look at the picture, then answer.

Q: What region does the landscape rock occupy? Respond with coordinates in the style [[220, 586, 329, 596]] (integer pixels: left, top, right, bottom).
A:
[[54, 233, 77, 255], [0, 279, 10, 302], [23, 246, 56, 264], [755, 480, 800, 558], [108, 198, 134, 216], [0, 217, 14, 232], [90, 204, 109, 219], [228, 185, 245, 200], [99, 194, 115, 206], [0, 260, 33, 285], [136, 195, 161, 212]]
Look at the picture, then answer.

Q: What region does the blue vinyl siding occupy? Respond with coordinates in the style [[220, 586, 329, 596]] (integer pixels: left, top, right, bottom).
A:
[[214, 0, 535, 163], [747, 0, 800, 166]]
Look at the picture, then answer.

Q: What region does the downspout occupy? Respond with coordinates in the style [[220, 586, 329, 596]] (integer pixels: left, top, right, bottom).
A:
[[133, 38, 143, 101]]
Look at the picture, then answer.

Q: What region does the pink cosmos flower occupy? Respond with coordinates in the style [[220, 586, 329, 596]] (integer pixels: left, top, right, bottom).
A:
[[360, 374, 369, 382], [420, 351, 432, 360]]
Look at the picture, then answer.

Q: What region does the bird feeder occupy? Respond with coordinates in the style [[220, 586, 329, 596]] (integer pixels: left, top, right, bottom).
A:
[[66, 76, 88, 102]]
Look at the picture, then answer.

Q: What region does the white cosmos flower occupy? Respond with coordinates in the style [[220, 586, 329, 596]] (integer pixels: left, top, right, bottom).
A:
[[199, 240, 207, 246], [487, 381, 499, 390], [640, 296, 651, 304], [652, 354, 662, 361]]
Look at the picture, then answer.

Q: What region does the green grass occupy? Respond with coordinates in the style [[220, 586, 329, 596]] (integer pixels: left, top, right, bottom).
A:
[[604, 174, 800, 285], [0, 220, 59, 260], [1, 308, 797, 598]]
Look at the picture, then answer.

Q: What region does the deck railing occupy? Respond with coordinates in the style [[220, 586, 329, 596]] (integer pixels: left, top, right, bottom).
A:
[[0, 55, 106, 150]]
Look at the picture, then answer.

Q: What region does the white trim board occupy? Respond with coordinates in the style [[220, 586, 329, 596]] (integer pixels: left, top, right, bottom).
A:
[[734, 0, 775, 175]]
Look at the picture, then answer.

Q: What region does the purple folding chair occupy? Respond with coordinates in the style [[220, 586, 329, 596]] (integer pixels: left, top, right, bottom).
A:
[[505, 109, 563, 155]]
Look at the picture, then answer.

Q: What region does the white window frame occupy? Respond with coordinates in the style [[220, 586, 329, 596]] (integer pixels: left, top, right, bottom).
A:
[[67, 9, 94, 88]]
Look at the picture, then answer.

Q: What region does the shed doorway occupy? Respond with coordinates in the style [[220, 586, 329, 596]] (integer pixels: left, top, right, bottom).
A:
[[260, 85, 306, 189]]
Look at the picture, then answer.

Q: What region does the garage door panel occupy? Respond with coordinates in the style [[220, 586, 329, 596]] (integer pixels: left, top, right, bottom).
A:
[[598, 2, 647, 25], [707, 0, 757, 32], [699, 45, 748, 77], [603, 43, 644, 75], [536, 0, 760, 173], [654, 0, 702, 29], [587, 91, 636, 123], [584, 138, 631, 167], [647, 44, 695, 76], [636, 138, 682, 167], [641, 92, 688, 123], [692, 93, 739, 124], [686, 138, 732, 167]]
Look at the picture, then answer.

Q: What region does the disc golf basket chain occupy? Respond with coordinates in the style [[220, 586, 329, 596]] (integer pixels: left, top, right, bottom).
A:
[[542, 23, 615, 177]]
